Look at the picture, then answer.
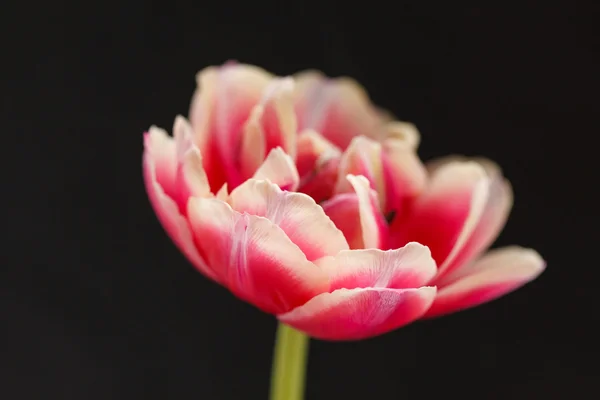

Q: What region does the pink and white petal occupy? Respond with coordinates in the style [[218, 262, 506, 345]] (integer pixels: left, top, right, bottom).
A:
[[236, 78, 298, 185], [297, 154, 341, 204], [424, 246, 545, 318], [189, 66, 218, 154], [142, 131, 217, 282], [278, 286, 436, 341], [295, 129, 342, 203], [434, 177, 513, 283], [294, 71, 385, 149], [293, 70, 329, 130], [384, 121, 421, 149], [214, 64, 274, 150], [380, 138, 427, 216], [317, 242, 437, 290], [212, 63, 274, 187], [239, 105, 267, 179], [144, 127, 177, 198], [187, 197, 329, 314], [252, 147, 300, 192], [172, 116, 212, 212], [321, 194, 364, 249], [188, 66, 228, 192], [259, 77, 298, 159], [215, 183, 229, 201], [334, 136, 385, 200], [295, 129, 341, 177], [228, 179, 349, 260], [389, 162, 489, 275], [347, 175, 388, 249]]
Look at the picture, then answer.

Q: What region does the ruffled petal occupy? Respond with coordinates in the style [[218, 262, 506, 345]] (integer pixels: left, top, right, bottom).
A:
[[380, 138, 427, 216], [421, 156, 514, 281], [317, 242, 437, 290], [228, 179, 349, 261], [172, 116, 212, 212], [334, 136, 385, 201], [187, 197, 329, 314], [346, 175, 388, 249], [188, 66, 226, 191], [321, 193, 363, 249], [389, 162, 489, 276], [252, 147, 300, 192], [424, 247, 545, 318], [335, 136, 426, 215], [437, 175, 513, 282], [239, 78, 297, 183], [294, 71, 386, 149], [189, 63, 274, 190], [296, 130, 341, 202], [142, 128, 217, 281], [278, 286, 436, 341]]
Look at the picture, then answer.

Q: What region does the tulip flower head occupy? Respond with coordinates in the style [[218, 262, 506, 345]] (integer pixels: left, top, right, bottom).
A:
[[143, 62, 545, 341]]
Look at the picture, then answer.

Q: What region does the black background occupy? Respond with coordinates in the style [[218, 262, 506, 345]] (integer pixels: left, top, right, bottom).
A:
[[3, 1, 598, 399]]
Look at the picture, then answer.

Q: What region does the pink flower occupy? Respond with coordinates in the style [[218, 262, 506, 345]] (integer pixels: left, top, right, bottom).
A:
[[143, 62, 545, 340]]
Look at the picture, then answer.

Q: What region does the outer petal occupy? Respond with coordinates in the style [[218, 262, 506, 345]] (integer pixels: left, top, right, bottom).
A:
[[278, 287, 436, 341], [228, 179, 349, 261], [294, 71, 386, 149], [296, 130, 341, 203], [422, 156, 513, 281], [252, 147, 300, 191], [424, 247, 545, 318], [380, 138, 427, 216], [142, 128, 217, 281], [435, 175, 513, 282], [388, 162, 489, 276], [187, 197, 329, 314], [317, 243, 437, 290]]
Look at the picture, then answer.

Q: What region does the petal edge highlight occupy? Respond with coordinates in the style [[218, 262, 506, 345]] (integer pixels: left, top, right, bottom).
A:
[[278, 286, 436, 341], [187, 197, 330, 314]]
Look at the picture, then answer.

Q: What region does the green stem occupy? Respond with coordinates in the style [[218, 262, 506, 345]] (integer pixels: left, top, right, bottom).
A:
[[269, 322, 310, 400]]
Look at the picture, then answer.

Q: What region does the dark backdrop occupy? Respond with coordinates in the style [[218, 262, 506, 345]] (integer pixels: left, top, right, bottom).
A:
[[3, 1, 598, 399]]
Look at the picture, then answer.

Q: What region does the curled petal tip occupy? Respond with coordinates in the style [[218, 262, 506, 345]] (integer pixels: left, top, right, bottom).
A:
[[252, 147, 300, 191], [229, 178, 349, 260]]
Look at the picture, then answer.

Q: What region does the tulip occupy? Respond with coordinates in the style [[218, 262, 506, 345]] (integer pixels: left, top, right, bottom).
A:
[[142, 62, 544, 400]]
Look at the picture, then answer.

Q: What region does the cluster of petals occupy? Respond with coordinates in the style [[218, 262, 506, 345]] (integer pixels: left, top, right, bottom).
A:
[[143, 62, 545, 340]]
